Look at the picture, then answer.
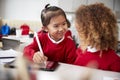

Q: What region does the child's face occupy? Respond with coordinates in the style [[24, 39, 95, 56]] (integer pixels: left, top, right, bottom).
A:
[[45, 15, 68, 41]]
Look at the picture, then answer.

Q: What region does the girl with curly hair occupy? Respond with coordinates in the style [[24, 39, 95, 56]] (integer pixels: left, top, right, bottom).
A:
[[74, 3, 120, 72]]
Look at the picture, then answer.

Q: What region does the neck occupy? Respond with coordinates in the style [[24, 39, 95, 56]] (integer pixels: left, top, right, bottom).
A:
[[48, 33, 64, 44]]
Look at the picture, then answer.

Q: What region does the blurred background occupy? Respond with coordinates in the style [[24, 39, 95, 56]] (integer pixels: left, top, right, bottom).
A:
[[0, 0, 120, 45]]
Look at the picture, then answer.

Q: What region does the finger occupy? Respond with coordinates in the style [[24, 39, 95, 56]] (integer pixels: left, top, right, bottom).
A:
[[36, 52, 46, 61], [36, 55, 44, 63], [36, 54, 45, 63], [33, 52, 46, 63], [44, 56, 48, 61], [36, 55, 47, 64], [36, 51, 44, 56], [33, 53, 42, 63]]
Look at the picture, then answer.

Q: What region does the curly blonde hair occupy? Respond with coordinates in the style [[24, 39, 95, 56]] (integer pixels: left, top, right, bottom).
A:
[[75, 3, 118, 51]]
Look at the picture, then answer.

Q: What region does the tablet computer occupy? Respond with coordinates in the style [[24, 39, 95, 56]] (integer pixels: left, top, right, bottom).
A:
[[39, 61, 59, 71]]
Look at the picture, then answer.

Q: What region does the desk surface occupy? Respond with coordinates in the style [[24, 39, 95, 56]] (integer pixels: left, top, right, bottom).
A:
[[0, 62, 119, 80], [2, 35, 33, 52], [36, 63, 120, 80], [1, 35, 120, 80]]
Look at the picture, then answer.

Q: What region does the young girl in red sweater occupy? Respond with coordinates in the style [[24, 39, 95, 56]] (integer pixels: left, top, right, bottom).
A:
[[74, 3, 120, 72], [23, 4, 76, 64]]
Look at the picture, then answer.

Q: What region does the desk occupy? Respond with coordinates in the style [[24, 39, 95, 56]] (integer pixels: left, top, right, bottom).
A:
[[2, 35, 33, 44], [2, 35, 33, 52], [0, 35, 33, 65], [36, 63, 120, 80], [1, 35, 120, 80], [1, 62, 119, 80]]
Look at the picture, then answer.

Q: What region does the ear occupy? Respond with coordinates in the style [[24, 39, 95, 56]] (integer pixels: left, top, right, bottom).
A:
[[42, 26, 48, 32]]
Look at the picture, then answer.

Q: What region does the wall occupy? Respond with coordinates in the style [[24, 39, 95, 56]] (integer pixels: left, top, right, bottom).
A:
[[0, 0, 58, 21], [0, 0, 120, 42], [0, 0, 58, 32], [1, 0, 120, 21], [58, 0, 120, 12], [114, 0, 120, 11]]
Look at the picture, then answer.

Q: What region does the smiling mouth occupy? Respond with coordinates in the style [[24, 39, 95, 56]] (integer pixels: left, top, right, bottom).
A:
[[58, 33, 64, 36]]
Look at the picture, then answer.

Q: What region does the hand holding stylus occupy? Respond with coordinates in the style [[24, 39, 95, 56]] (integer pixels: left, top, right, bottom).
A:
[[33, 32, 47, 64], [33, 51, 47, 64]]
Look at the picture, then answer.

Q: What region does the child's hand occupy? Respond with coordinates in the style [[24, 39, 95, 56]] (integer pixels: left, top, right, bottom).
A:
[[33, 51, 48, 64]]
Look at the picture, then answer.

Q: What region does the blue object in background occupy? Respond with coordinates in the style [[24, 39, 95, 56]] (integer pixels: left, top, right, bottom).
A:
[[1, 24, 10, 36]]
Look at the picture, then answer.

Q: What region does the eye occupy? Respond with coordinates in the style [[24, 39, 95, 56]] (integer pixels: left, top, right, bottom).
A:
[[53, 24, 59, 28], [62, 22, 67, 26]]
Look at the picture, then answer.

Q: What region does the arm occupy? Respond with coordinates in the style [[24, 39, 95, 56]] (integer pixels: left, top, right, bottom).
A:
[[23, 31, 46, 62], [65, 38, 77, 64], [23, 37, 39, 61], [110, 59, 120, 72]]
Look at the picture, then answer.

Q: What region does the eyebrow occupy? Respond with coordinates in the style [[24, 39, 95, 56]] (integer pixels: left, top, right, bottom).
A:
[[53, 21, 67, 25]]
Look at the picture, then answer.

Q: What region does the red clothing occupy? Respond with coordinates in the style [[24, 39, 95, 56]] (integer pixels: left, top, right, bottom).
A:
[[24, 31, 77, 64], [65, 30, 72, 37], [20, 24, 30, 35], [74, 48, 120, 72]]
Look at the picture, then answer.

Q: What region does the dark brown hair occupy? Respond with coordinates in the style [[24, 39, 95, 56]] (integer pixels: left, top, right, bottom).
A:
[[41, 4, 70, 27], [75, 3, 118, 51]]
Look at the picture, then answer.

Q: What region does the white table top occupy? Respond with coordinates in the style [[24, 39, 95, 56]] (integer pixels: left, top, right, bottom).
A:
[[1, 35, 120, 80], [0, 57, 120, 80], [1, 62, 119, 80], [36, 63, 120, 80]]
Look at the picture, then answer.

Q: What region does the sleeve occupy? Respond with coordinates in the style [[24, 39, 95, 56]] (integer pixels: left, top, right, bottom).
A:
[[74, 48, 82, 65], [23, 37, 39, 61], [110, 58, 120, 72], [23, 31, 45, 61], [65, 30, 72, 37], [65, 38, 77, 64]]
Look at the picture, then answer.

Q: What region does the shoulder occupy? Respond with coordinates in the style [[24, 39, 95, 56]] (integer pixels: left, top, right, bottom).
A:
[[65, 30, 72, 37], [109, 49, 120, 59], [64, 30, 73, 41], [37, 30, 48, 38], [33, 30, 48, 41], [66, 35, 73, 41], [64, 35, 75, 46], [107, 49, 119, 58], [38, 30, 47, 36], [62, 35, 77, 50], [76, 47, 84, 55]]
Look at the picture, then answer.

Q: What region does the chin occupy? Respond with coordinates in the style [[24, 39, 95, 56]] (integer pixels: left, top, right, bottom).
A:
[[59, 36, 63, 38]]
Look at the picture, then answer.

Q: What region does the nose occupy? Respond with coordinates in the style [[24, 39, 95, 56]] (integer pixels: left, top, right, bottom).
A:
[[58, 26, 64, 31]]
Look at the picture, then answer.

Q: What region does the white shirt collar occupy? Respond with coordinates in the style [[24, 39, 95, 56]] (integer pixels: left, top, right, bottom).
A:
[[87, 46, 98, 53], [48, 33, 64, 44]]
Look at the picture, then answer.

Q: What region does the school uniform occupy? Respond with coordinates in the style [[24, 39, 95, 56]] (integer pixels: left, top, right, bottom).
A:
[[74, 46, 120, 72], [23, 31, 77, 64]]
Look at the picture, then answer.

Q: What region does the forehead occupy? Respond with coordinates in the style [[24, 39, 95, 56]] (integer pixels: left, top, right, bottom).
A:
[[50, 15, 66, 24]]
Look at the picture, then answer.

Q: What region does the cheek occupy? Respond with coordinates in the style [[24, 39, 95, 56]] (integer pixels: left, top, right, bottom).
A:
[[64, 25, 68, 30], [48, 29, 57, 35], [63, 26, 68, 32], [63, 27, 67, 32]]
